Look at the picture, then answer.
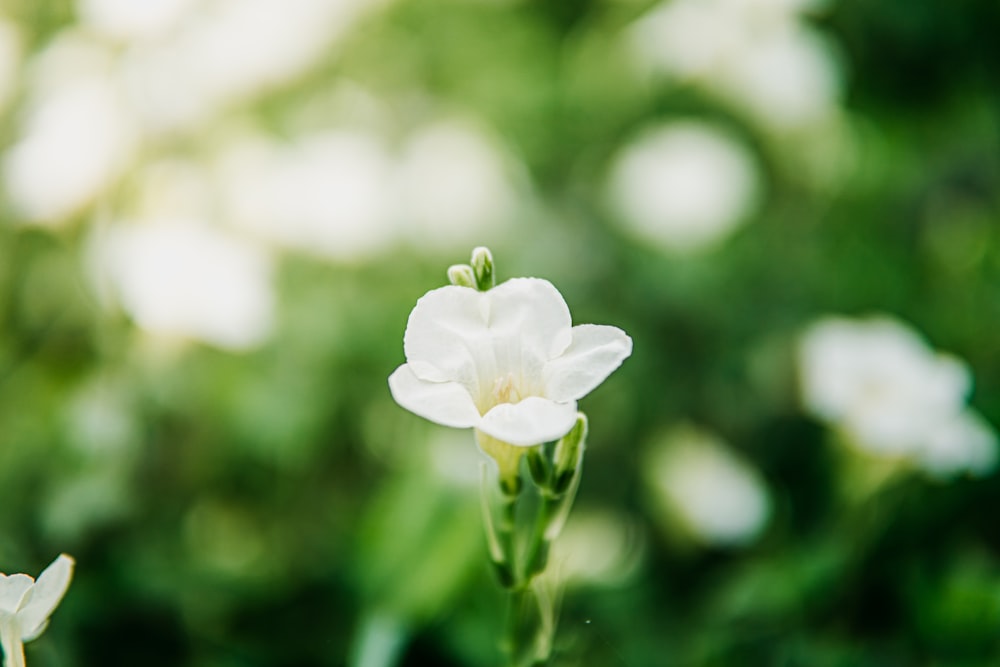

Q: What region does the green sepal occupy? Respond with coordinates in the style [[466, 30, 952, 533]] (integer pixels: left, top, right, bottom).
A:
[[526, 446, 549, 488], [552, 414, 587, 491]]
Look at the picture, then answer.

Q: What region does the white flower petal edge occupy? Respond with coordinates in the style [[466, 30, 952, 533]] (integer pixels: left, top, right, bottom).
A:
[[18, 555, 74, 642], [388, 364, 481, 429], [544, 324, 633, 403], [479, 397, 580, 447]]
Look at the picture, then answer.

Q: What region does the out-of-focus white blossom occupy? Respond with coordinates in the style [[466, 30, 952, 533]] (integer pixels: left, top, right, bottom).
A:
[[628, 0, 842, 131], [921, 410, 998, 479], [78, 0, 197, 42], [550, 510, 643, 586], [798, 315, 997, 478], [119, 0, 388, 132], [607, 121, 760, 253], [718, 27, 841, 131], [94, 220, 274, 351], [396, 120, 518, 251], [217, 130, 397, 262], [644, 426, 771, 546], [218, 119, 522, 261], [799, 317, 969, 454], [3, 33, 136, 223]]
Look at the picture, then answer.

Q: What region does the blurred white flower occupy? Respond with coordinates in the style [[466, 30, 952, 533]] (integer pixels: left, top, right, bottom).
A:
[[78, 0, 197, 42], [607, 121, 760, 253], [0, 555, 74, 667], [921, 410, 998, 479], [718, 27, 841, 130], [389, 277, 632, 446], [119, 0, 387, 131], [217, 130, 397, 262], [798, 316, 997, 477], [629, 0, 744, 80], [4, 39, 136, 223], [550, 510, 643, 586], [95, 220, 275, 350], [644, 426, 771, 546], [799, 317, 969, 453], [628, 0, 841, 131], [396, 120, 518, 251]]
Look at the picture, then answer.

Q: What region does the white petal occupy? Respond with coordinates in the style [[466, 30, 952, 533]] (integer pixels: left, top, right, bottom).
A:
[[402, 279, 574, 404], [388, 364, 481, 429], [486, 278, 573, 360], [0, 576, 33, 615], [543, 324, 633, 402], [478, 396, 579, 447], [403, 284, 488, 388], [16, 555, 73, 641]]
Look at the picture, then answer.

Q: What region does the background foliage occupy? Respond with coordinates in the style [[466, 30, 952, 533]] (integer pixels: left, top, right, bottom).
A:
[[1, 0, 1000, 665]]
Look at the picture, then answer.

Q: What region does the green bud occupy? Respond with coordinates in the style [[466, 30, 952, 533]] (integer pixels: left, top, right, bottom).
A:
[[470, 246, 495, 291], [447, 264, 477, 288], [552, 414, 587, 495]]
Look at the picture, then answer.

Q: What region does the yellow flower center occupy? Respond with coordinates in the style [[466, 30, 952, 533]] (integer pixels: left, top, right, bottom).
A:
[[491, 372, 523, 405]]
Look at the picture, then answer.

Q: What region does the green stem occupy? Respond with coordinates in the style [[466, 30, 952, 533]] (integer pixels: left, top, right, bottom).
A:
[[504, 586, 551, 667], [523, 494, 561, 582], [496, 489, 519, 587]]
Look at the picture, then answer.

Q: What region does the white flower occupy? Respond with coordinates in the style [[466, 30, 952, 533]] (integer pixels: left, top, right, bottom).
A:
[[93, 219, 275, 351], [0, 555, 74, 667], [644, 426, 771, 547], [395, 120, 518, 250], [607, 121, 760, 253], [4, 75, 136, 224], [798, 315, 997, 478], [550, 510, 643, 586], [216, 130, 397, 262], [388, 278, 632, 447], [78, 0, 196, 42], [798, 317, 970, 455], [627, 0, 842, 132], [919, 409, 997, 479]]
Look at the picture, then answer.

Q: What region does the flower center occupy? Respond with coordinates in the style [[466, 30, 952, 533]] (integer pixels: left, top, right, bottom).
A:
[[491, 372, 523, 405]]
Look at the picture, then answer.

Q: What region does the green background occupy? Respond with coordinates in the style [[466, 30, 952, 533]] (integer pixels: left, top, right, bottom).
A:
[[2, 0, 1000, 665]]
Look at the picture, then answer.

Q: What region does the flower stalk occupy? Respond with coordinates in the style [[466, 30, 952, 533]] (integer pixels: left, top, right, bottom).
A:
[[478, 414, 588, 667]]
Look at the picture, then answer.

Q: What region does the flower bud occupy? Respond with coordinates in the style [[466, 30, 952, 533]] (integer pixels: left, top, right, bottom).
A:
[[447, 264, 477, 288], [470, 246, 495, 291]]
